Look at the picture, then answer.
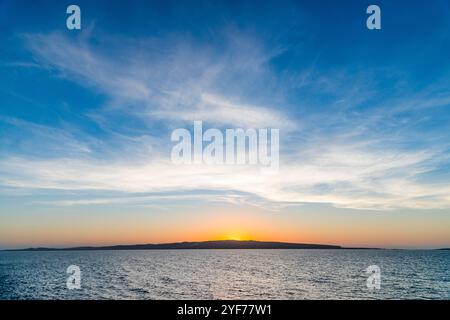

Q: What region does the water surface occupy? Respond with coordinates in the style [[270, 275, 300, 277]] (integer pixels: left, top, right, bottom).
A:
[[0, 249, 449, 299]]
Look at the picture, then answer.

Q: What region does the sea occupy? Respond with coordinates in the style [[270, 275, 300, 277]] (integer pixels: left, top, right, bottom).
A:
[[0, 249, 449, 299]]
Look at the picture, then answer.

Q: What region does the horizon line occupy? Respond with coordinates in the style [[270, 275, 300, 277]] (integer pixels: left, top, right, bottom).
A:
[[2, 239, 450, 251]]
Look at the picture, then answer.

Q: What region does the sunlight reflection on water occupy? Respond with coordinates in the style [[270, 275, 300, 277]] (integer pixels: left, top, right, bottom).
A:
[[0, 249, 449, 299]]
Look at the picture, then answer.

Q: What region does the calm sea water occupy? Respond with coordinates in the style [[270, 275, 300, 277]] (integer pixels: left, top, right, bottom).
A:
[[0, 249, 449, 300]]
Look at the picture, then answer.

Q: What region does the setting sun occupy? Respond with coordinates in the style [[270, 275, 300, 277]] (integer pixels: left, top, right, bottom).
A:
[[223, 233, 249, 241]]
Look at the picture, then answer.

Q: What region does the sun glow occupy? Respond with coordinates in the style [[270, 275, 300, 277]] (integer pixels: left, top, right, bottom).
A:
[[218, 231, 255, 241]]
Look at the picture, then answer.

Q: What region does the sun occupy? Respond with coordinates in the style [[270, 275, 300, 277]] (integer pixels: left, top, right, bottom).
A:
[[222, 232, 253, 241]]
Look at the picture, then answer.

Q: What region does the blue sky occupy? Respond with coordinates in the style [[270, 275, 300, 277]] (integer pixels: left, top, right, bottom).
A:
[[0, 0, 450, 248]]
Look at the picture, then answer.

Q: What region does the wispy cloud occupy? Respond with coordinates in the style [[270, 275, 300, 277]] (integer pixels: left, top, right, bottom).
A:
[[23, 31, 291, 129], [0, 139, 448, 210], [1, 29, 449, 211]]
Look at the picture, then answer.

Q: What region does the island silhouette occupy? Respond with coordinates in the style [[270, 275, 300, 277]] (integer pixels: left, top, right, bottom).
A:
[[8, 240, 377, 251]]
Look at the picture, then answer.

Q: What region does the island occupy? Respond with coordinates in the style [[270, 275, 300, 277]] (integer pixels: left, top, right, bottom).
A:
[[7, 240, 344, 251]]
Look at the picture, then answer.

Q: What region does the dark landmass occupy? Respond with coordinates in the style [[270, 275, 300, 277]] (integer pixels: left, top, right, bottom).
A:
[[7, 240, 349, 251]]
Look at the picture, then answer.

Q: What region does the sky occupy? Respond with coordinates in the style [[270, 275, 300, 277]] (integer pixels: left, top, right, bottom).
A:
[[0, 0, 450, 249]]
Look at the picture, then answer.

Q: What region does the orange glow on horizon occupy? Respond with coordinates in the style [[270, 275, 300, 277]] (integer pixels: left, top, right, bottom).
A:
[[1, 206, 450, 249]]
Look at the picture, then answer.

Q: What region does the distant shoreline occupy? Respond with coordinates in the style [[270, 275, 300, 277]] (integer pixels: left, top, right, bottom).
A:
[[2, 240, 387, 251], [3, 240, 448, 252]]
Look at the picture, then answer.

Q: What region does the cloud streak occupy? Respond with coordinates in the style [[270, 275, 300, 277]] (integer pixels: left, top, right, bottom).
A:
[[23, 31, 292, 129], [1, 29, 450, 211], [0, 139, 448, 210]]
